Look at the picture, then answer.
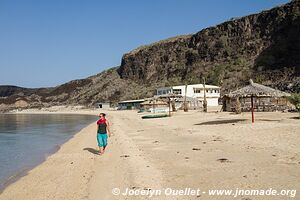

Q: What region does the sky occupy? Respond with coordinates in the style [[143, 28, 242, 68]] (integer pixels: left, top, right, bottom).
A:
[[0, 0, 289, 88]]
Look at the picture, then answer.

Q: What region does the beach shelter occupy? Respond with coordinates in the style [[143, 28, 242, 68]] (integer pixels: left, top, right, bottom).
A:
[[227, 79, 290, 123], [153, 93, 182, 116], [140, 99, 168, 113], [140, 99, 168, 107]]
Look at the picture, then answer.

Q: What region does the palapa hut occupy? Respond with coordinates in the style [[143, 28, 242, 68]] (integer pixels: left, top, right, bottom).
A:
[[154, 93, 182, 111], [223, 79, 291, 122], [140, 99, 168, 111], [154, 93, 203, 110], [141, 93, 182, 116]]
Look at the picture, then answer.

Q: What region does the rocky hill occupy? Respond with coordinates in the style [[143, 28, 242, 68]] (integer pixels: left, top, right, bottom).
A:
[[118, 0, 300, 91], [1, 0, 299, 111]]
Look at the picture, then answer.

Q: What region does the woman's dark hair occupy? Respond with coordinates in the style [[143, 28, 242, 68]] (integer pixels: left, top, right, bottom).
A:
[[99, 113, 106, 117]]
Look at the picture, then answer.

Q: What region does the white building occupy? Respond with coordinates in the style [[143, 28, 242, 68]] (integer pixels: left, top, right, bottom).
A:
[[96, 102, 111, 109], [156, 84, 220, 106]]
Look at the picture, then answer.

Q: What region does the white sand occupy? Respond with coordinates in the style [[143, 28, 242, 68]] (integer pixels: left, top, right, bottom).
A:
[[0, 110, 299, 200]]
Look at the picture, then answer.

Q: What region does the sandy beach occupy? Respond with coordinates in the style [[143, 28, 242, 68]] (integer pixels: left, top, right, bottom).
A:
[[0, 109, 299, 200]]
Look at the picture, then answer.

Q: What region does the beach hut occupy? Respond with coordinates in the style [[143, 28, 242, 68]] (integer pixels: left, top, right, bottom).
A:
[[141, 93, 182, 116], [153, 93, 182, 116], [224, 79, 290, 123], [140, 99, 168, 113]]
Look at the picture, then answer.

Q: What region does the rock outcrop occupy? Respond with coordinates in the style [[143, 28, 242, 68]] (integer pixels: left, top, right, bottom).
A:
[[118, 0, 300, 92]]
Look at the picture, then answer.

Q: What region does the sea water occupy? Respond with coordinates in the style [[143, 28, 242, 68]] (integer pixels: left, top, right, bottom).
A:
[[0, 114, 97, 189]]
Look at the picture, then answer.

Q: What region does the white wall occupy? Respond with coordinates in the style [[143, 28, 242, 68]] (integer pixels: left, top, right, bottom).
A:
[[97, 103, 110, 109], [172, 84, 220, 98], [157, 84, 220, 106], [206, 98, 219, 106]]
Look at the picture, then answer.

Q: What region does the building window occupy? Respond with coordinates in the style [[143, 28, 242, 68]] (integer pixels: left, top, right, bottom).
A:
[[193, 88, 202, 93], [160, 89, 171, 95], [173, 89, 182, 95]]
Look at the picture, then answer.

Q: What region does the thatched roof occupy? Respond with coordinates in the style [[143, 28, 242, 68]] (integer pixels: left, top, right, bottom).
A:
[[140, 99, 168, 106], [225, 79, 291, 98]]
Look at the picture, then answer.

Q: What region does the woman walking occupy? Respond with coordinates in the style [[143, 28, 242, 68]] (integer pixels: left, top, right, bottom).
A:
[[96, 113, 111, 155]]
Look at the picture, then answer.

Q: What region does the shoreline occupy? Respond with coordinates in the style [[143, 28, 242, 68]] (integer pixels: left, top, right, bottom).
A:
[[0, 110, 299, 200], [0, 110, 99, 195], [0, 143, 62, 192], [0, 136, 70, 193], [0, 119, 98, 200]]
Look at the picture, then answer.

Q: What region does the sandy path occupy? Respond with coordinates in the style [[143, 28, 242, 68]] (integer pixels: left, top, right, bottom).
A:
[[91, 110, 300, 200], [88, 113, 163, 200]]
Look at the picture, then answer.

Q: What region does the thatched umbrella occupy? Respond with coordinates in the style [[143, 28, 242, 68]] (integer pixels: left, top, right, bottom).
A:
[[228, 79, 290, 123]]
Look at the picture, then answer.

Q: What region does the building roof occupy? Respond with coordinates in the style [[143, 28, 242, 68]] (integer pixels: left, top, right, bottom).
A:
[[174, 84, 220, 89], [157, 84, 220, 90], [225, 80, 291, 98], [140, 100, 168, 106], [153, 93, 182, 98], [118, 99, 145, 104], [157, 87, 172, 90]]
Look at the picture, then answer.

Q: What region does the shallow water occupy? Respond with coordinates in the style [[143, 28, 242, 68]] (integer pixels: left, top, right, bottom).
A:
[[0, 114, 97, 189]]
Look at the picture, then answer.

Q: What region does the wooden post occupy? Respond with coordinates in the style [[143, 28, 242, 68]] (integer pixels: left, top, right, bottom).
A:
[[235, 97, 241, 114], [153, 100, 155, 113], [169, 97, 171, 117], [184, 84, 188, 112], [203, 77, 207, 112], [251, 95, 254, 123]]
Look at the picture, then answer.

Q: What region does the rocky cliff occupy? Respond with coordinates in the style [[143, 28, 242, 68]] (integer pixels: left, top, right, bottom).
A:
[[1, 0, 299, 111], [118, 0, 300, 92]]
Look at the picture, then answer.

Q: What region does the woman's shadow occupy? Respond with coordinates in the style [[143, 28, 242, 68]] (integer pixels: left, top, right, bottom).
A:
[[83, 147, 99, 155]]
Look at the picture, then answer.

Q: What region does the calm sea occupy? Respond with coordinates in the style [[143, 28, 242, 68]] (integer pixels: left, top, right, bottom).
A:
[[0, 114, 97, 189]]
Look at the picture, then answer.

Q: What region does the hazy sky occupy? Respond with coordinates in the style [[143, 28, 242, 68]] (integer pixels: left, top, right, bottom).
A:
[[0, 0, 289, 88]]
